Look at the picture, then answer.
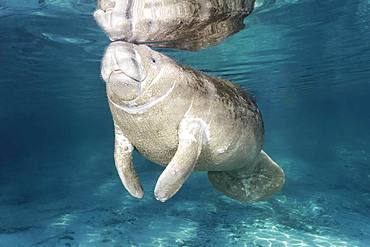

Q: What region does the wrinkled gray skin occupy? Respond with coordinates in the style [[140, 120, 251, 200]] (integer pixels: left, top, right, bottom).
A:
[[101, 42, 285, 202], [94, 0, 255, 50]]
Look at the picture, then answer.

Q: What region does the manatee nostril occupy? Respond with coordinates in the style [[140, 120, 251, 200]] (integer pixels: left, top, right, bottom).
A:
[[99, 0, 116, 11]]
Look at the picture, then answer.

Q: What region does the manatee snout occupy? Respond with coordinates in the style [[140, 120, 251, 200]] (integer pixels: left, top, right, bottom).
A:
[[102, 42, 147, 101]]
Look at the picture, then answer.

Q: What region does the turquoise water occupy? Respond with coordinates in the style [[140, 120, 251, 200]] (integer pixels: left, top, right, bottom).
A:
[[1, 0, 370, 246]]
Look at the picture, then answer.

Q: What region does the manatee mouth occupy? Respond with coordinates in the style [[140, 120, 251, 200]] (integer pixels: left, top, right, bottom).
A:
[[108, 70, 141, 101], [107, 66, 145, 101]]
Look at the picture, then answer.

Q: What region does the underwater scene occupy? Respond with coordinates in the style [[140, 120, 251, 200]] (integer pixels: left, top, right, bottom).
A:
[[1, 0, 370, 246]]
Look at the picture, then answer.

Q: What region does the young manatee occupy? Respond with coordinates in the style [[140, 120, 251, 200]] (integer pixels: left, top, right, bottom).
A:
[[94, 0, 256, 50], [101, 41, 285, 202]]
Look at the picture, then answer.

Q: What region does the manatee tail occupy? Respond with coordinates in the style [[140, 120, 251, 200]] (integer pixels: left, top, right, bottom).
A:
[[208, 150, 285, 202]]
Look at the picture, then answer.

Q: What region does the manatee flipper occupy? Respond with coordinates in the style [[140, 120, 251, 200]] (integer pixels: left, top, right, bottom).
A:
[[208, 151, 285, 202], [114, 124, 144, 199], [154, 119, 205, 202]]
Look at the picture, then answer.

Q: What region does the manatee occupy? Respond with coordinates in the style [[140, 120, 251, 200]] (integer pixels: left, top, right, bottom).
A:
[[94, 0, 256, 50], [100, 41, 285, 202]]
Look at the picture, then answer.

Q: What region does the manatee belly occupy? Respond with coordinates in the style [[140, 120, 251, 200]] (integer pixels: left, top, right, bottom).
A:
[[128, 121, 179, 166], [114, 102, 185, 166], [118, 111, 262, 172]]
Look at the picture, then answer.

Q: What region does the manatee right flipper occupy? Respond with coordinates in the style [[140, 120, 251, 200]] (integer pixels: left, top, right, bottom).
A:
[[114, 124, 144, 199], [154, 118, 206, 202], [208, 151, 285, 202]]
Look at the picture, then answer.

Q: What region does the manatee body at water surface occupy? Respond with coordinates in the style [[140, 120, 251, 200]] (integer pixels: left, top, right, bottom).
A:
[[94, 0, 256, 50], [100, 41, 285, 202]]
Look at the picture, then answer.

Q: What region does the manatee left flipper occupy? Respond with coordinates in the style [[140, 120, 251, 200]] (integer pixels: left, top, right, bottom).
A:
[[114, 124, 144, 199], [154, 119, 206, 202]]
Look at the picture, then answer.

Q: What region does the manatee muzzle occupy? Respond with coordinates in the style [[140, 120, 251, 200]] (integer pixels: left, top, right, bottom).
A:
[[108, 70, 142, 101], [106, 44, 147, 101]]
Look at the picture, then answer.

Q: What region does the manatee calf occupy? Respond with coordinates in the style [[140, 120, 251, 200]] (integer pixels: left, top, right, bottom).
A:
[[100, 41, 285, 202], [94, 0, 256, 50]]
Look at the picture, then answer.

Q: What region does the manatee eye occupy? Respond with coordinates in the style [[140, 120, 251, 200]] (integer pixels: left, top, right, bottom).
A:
[[151, 57, 156, 63]]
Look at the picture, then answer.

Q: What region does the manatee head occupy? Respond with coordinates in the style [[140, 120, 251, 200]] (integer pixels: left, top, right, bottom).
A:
[[101, 41, 168, 102]]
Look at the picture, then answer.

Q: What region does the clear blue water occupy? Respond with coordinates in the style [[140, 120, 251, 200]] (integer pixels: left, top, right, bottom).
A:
[[1, 0, 370, 246]]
